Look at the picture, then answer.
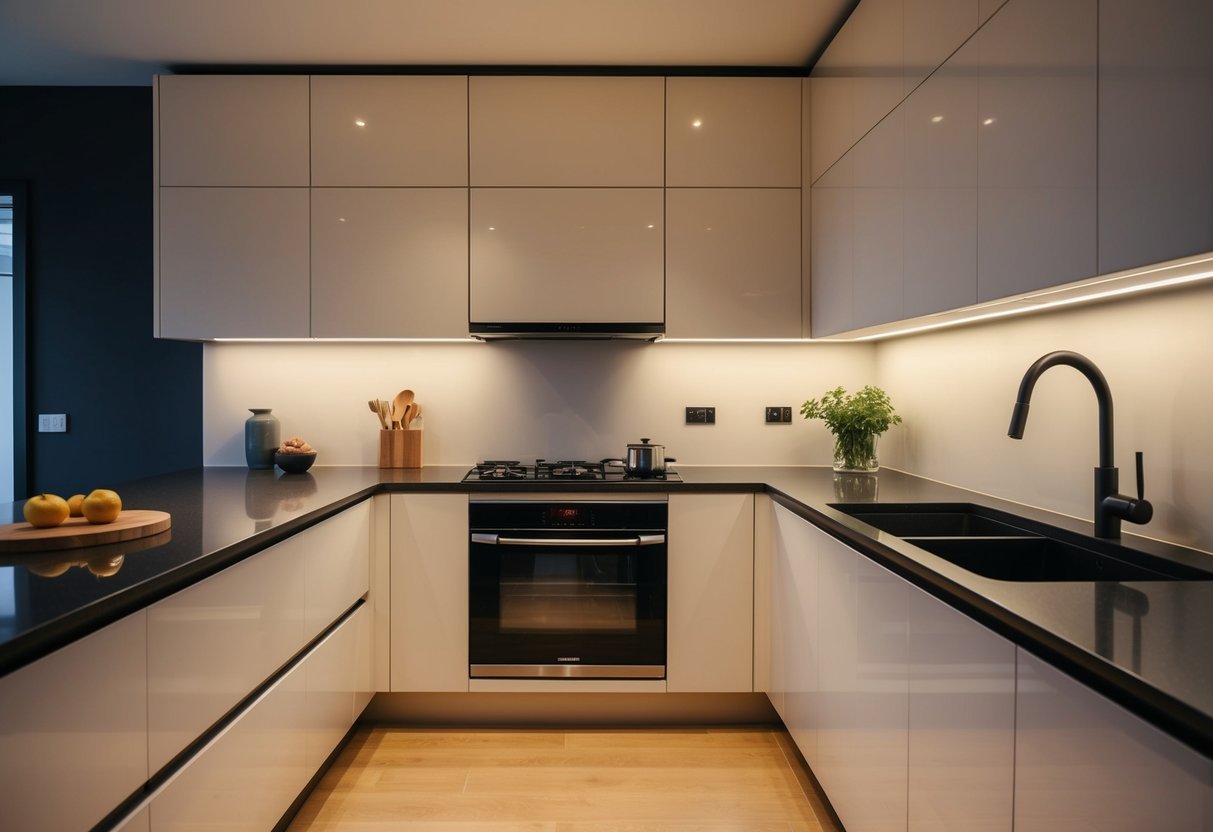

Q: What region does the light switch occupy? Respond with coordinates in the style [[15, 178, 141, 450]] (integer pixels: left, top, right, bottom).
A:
[[38, 413, 68, 433]]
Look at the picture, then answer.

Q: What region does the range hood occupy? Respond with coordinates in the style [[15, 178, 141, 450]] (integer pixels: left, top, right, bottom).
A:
[[470, 321, 664, 341]]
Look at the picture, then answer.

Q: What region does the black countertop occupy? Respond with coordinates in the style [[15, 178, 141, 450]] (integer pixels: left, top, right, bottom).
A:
[[3, 464, 1212, 759]]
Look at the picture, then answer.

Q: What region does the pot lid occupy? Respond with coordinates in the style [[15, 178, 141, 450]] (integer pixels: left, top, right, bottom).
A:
[[628, 437, 663, 449]]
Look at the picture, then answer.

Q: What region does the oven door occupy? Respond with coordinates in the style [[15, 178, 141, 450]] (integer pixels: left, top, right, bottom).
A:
[[469, 530, 667, 678]]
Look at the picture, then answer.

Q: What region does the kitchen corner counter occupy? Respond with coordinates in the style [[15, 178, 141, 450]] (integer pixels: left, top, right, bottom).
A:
[[4, 464, 1213, 760]]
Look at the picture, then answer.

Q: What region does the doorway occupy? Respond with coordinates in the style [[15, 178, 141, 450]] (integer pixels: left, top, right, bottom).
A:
[[0, 183, 26, 503]]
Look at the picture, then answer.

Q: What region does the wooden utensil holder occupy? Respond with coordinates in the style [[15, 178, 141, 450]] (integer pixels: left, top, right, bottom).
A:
[[379, 429, 422, 468]]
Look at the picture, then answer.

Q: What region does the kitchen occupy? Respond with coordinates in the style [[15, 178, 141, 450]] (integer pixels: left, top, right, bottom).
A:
[[2, 0, 1213, 829]]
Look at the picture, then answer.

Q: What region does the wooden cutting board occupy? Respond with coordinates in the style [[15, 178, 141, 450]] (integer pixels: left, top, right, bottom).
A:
[[0, 510, 173, 553]]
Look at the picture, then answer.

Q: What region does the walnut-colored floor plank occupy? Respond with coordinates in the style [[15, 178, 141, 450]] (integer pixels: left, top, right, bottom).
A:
[[288, 727, 838, 831]]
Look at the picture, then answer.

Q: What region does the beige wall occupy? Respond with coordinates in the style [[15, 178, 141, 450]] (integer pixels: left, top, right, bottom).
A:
[[876, 282, 1213, 552], [203, 340, 876, 468]]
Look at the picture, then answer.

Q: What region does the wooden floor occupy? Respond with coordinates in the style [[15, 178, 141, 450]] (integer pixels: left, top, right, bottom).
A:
[[288, 726, 840, 831]]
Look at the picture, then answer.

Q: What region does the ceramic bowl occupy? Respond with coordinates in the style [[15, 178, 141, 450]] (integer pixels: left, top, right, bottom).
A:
[[275, 451, 317, 474]]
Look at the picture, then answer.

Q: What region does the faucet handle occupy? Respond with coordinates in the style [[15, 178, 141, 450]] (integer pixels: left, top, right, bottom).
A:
[[1136, 451, 1146, 501]]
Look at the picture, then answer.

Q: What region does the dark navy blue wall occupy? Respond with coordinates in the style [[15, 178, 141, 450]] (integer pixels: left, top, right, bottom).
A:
[[0, 86, 201, 497]]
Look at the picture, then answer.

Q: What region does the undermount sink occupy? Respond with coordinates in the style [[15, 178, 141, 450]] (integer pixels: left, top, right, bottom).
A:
[[830, 502, 1213, 582]]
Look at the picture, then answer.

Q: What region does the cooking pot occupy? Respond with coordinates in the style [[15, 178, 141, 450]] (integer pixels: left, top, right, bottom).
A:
[[609, 438, 676, 477]]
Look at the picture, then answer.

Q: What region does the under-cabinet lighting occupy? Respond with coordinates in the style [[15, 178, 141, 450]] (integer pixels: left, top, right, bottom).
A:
[[657, 338, 814, 344], [210, 337, 482, 344], [843, 252, 1213, 342]]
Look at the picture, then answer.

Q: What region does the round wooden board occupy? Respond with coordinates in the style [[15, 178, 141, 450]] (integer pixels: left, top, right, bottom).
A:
[[0, 510, 173, 553]]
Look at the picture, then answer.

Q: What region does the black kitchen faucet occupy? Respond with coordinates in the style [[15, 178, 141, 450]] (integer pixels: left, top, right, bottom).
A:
[[1008, 350, 1153, 539]]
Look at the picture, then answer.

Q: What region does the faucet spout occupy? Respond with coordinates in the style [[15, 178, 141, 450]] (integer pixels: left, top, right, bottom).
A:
[[1007, 350, 1114, 468], [1007, 350, 1151, 539]]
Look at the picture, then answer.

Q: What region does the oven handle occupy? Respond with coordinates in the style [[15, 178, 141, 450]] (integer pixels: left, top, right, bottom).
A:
[[471, 533, 665, 547]]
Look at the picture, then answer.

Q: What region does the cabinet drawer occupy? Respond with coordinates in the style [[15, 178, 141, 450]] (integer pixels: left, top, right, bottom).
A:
[[304, 500, 371, 640], [149, 659, 308, 832], [0, 612, 148, 832], [148, 537, 306, 773], [305, 605, 368, 770]]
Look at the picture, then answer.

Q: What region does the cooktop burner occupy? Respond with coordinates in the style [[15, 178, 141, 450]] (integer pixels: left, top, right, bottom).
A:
[[464, 459, 682, 483]]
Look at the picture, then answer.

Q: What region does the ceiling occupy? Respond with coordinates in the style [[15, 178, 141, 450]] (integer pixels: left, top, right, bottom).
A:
[[0, 0, 853, 86]]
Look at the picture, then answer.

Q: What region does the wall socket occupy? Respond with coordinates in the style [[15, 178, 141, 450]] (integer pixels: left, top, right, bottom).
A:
[[685, 406, 716, 425], [38, 413, 68, 433], [765, 406, 793, 424]]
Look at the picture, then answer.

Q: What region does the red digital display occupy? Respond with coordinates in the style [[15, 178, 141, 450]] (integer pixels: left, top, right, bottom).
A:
[[545, 506, 584, 526]]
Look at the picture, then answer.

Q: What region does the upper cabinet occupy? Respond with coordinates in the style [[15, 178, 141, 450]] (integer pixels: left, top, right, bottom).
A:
[[809, 0, 1100, 336], [158, 75, 309, 186], [311, 75, 468, 186], [976, 0, 1096, 301], [1098, 0, 1213, 275], [665, 77, 801, 187], [469, 76, 664, 186], [469, 188, 664, 325], [666, 188, 801, 338]]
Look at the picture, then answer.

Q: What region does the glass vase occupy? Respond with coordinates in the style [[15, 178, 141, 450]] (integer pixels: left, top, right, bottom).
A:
[[832, 433, 879, 473], [244, 408, 280, 470]]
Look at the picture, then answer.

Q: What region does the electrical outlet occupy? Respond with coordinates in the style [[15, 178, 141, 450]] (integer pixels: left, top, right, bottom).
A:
[[765, 406, 793, 424], [38, 413, 68, 433], [685, 406, 716, 425]]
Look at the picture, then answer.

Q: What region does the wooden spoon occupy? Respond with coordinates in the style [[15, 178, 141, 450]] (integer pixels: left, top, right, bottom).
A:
[[392, 390, 415, 430], [406, 402, 422, 429]]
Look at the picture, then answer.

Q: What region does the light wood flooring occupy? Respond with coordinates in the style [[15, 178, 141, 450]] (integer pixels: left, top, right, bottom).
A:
[[288, 726, 840, 831]]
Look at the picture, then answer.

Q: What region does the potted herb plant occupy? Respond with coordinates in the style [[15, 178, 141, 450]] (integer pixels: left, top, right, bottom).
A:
[[801, 385, 902, 472]]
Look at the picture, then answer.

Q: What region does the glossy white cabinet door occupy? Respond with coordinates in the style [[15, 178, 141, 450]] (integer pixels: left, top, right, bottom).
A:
[[311, 188, 469, 338], [354, 592, 375, 718], [667, 494, 754, 693], [469, 188, 664, 325], [903, 0, 980, 95], [1098, 0, 1213, 274], [158, 187, 310, 339], [150, 660, 308, 832], [770, 504, 822, 767], [850, 105, 905, 330], [304, 500, 370, 639], [148, 541, 306, 773], [304, 605, 365, 771], [809, 158, 855, 337], [469, 76, 664, 186], [903, 36, 979, 318], [311, 75, 468, 186], [817, 531, 910, 832], [665, 188, 801, 338], [0, 612, 147, 832], [390, 494, 470, 692], [907, 586, 1014, 832], [665, 77, 801, 187], [158, 75, 309, 187], [810, 0, 904, 184], [1015, 649, 1213, 831], [976, 0, 1097, 301]]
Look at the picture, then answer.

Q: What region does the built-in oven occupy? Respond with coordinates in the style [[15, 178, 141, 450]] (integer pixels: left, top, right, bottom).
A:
[[469, 499, 667, 679]]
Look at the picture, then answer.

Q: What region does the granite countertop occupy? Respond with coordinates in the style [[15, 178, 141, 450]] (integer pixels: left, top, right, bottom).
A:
[[3, 464, 1212, 759]]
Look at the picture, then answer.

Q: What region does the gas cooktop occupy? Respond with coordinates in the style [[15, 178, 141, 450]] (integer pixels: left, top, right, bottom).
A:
[[463, 459, 682, 483]]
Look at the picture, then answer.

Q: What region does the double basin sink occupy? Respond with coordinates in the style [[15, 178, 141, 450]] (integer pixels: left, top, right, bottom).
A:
[[831, 503, 1213, 582]]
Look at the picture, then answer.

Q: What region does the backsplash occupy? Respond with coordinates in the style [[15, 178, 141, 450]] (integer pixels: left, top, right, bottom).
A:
[[203, 340, 876, 468], [877, 282, 1213, 554]]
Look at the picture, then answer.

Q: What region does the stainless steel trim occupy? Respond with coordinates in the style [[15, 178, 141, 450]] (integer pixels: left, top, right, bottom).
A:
[[470, 664, 666, 679], [472, 533, 665, 547]]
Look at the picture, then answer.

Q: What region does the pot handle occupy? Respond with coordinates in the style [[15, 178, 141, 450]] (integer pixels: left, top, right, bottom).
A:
[[666, 457, 676, 463]]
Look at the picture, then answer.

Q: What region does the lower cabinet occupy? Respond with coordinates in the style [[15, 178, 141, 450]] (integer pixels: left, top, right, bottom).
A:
[[149, 603, 369, 832], [769, 502, 1015, 832], [390, 493, 470, 692], [1014, 649, 1213, 831], [667, 493, 754, 692], [0, 611, 148, 832]]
